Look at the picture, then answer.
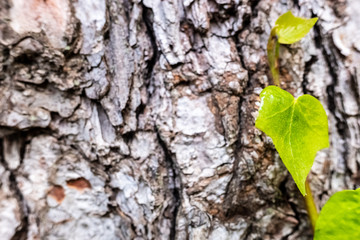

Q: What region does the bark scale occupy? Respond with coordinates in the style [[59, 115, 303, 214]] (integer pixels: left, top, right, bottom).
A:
[[0, 0, 358, 239]]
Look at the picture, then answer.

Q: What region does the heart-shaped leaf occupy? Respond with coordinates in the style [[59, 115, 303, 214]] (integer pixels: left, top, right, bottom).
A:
[[255, 86, 329, 195], [275, 11, 318, 44], [314, 189, 360, 240]]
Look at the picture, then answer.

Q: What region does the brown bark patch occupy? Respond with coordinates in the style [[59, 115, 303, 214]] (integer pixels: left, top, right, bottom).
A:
[[48, 185, 65, 203], [172, 73, 186, 85], [66, 177, 92, 192]]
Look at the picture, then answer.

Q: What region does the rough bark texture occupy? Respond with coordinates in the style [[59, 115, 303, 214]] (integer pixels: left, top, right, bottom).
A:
[[0, 0, 359, 239]]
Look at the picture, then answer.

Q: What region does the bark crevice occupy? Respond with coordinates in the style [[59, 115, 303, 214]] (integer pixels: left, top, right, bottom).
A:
[[156, 129, 182, 240], [0, 138, 29, 240], [313, 23, 350, 185]]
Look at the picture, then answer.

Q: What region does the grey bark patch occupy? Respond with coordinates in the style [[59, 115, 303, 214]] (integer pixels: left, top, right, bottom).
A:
[[0, 0, 358, 239]]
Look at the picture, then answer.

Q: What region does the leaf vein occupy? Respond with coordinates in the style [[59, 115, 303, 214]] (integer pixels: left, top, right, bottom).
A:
[[262, 101, 294, 120], [296, 104, 324, 137], [288, 104, 296, 161]]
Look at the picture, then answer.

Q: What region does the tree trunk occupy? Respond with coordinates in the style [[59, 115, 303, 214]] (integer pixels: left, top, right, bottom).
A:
[[0, 0, 358, 239]]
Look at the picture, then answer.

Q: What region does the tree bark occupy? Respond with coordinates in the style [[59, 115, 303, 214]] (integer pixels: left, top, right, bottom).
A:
[[0, 0, 358, 239]]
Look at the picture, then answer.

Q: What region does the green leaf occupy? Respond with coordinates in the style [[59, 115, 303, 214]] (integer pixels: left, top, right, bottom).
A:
[[255, 86, 329, 195], [275, 11, 318, 44], [314, 189, 360, 240]]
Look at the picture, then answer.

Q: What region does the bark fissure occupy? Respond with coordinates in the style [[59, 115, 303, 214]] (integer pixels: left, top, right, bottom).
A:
[[223, 63, 254, 218], [156, 129, 182, 240], [142, 5, 158, 82], [0, 138, 29, 240], [313, 23, 350, 185], [350, 71, 360, 112], [302, 56, 318, 94]]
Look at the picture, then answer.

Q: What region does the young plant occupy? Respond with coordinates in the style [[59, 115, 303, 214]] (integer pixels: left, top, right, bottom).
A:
[[255, 86, 329, 196], [267, 11, 318, 86], [260, 11, 360, 239], [314, 188, 360, 239], [256, 11, 328, 230]]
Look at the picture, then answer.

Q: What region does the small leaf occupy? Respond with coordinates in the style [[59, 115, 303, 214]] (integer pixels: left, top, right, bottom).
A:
[[255, 86, 329, 195], [314, 189, 360, 240], [275, 11, 318, 44]]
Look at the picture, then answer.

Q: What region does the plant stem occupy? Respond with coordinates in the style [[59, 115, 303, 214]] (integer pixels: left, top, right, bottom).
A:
[[267, 24, 319, 234], [304, 178, 318, 232], [267, 28, 280, 87]]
